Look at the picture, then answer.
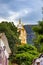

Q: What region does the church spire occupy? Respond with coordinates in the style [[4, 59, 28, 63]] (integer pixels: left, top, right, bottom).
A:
[[17, 18, 22, 29], [19, 18, 21, 24]]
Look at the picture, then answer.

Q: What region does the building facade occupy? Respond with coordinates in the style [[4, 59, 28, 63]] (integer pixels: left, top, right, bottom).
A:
[[17, 19, 27, 44], [0, 33, 11, 65], [17, 19, 36, 44]]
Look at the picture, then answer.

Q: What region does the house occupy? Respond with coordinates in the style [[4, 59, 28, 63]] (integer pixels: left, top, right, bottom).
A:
[[32, 54, 43, 65], [0, 33, 11, 65]]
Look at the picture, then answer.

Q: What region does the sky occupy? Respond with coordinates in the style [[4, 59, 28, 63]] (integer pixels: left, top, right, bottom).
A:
[[0, 0, 43, 25]]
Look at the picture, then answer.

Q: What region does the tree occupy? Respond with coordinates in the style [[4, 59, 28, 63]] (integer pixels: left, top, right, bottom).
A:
[[9, 44, 39, 65], [0, 21, 20, 52], [33, 21, 43, 52], [0, 21, 39, 65], [0, 21, 21, 65]]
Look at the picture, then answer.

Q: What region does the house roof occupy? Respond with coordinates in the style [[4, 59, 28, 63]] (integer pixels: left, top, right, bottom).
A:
[[0, 33, 11, 54]]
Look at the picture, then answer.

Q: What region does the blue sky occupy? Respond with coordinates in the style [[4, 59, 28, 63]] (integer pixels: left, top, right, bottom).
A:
[[0, 0, 43, 25]]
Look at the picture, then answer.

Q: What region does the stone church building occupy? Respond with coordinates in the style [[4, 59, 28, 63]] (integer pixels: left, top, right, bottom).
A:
[[17, 19, 27, 44], [17, 19, 35, 44]]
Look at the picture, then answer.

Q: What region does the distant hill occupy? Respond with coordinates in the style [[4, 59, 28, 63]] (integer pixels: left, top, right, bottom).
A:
[[24, 25, 37, 44]]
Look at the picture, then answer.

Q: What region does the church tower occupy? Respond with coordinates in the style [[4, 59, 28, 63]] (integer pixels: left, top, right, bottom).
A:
[[17, 19, 27, 44]]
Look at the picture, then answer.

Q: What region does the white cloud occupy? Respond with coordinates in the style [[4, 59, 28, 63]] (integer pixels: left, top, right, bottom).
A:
[[0, 8, 32, 26], [7, 8, 32, 21], [0, 0, 42, 26], [0, 17, 18, 26], [0, 17, 7, 22], [24, 21, 38, 25]]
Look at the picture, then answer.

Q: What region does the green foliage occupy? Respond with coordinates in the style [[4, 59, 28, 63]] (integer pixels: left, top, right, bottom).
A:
[[33, 21, 43, 52], [9, 44, 39, 65], [9, 61, 12, 65], [0, 21, 20, 53], [0, 21, 39, 65]]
